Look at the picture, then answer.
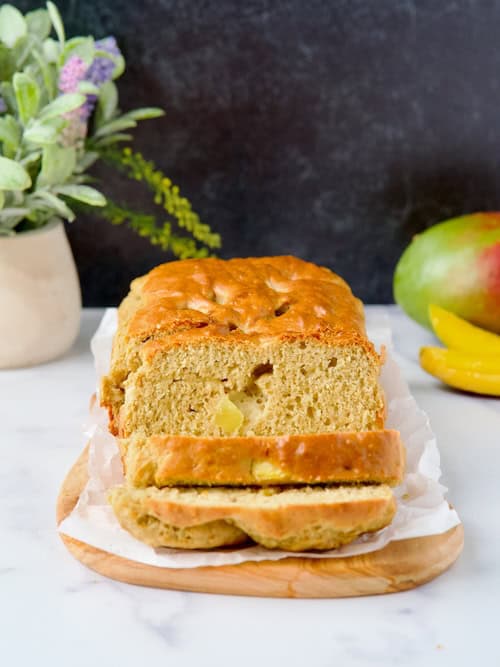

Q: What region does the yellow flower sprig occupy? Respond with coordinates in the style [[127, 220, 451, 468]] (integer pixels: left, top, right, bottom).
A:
[[99, 200, 211, 259], [102, 147, 221, 251]]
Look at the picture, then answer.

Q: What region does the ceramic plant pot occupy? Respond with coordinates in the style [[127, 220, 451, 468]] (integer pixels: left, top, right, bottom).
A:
[[0, 220, 81, 368]]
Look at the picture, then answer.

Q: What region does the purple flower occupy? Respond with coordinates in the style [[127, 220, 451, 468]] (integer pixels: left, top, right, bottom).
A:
[[86, 37, 121, 86], [0, 96, 6, 113], [59, 56, 95, 118], [80, 95, 97, 120], [59, 56, 87, 94], [57, 36, 122, 145], [58, 56, 91, 143]]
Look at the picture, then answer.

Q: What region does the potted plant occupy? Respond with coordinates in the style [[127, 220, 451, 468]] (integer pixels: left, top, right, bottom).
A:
[[0, 2, 220, 368]]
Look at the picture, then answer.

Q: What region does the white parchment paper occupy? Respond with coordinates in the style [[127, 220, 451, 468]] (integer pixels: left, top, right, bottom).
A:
[[59, 309, 461, 568]]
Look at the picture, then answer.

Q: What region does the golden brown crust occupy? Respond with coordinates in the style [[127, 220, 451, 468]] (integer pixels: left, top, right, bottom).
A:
[[122, 429, 405, 487], [124, 256, 373, 351], [148, 493, 395, 537], [108, 484, 397, 551]]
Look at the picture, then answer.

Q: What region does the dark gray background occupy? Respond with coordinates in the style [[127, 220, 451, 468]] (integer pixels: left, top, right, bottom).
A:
[[17, 0, 500, 305]]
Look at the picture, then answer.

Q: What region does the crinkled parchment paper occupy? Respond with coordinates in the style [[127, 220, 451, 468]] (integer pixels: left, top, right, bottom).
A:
[[59, 309, 461, 568]]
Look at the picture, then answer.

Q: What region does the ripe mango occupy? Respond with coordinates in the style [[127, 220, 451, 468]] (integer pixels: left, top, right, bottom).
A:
[[393, 213, 500, 333]]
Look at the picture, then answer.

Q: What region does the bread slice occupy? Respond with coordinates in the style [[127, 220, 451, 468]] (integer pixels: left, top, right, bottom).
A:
[[101, 256, 385, 440], [121, 430, 405, 487], [108, 484, 396, 551]]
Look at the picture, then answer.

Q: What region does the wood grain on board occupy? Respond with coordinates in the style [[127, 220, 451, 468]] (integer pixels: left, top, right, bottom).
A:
[[57, 446, 464, 598]]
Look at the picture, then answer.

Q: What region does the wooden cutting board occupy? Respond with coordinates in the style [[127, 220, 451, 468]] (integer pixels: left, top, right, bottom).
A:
[[57, 447, 464, 598]]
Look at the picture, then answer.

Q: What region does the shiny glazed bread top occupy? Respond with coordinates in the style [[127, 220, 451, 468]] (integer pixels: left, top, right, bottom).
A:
[[125, 255, 370, 345]]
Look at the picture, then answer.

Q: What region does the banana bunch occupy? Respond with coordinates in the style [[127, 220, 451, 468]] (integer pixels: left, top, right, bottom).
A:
[[420, 305, 500, 396]]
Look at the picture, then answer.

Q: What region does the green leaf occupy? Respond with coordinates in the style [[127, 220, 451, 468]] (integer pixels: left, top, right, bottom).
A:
[[60, 36, 94, 67], [43, 37, 60, 63], [75, 151, 99, 172], [0, 207, 30, 230], [0, 43, 15, 80], [121, 107, 165, 121], [13, 34, 37, 70], [93, 133, 132, 148], [38, 144, 75, 186], [32, 190, 74, 220], [46, 1, 65, 46], [0, 115, 21, 157], [0, 82, 15, 112], [0, 156, 31, 190], [21, 151, 42, 166], [71, 174, 94, 184], [0, 5, 27, 48], [94, 80, 117, 128], [32, 48, 56, 101], [0, 190, 4, 209], [24, 117, 65, 145], [13, 72, 41, 125], [0, 207, 30, 219], [55, 184, 106, 206], [26, 9, 52, 40], [77, 80, 99, 95], [39, 92, 85, 120], [94, 117, 137, 138]]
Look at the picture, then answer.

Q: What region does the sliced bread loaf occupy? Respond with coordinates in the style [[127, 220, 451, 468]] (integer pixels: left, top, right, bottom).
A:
[[102, 256, 402, 554], [108, 484, 396, 551]]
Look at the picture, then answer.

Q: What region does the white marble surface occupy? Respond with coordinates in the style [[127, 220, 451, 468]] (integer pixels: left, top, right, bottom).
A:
[[1, 306, 499, 667]]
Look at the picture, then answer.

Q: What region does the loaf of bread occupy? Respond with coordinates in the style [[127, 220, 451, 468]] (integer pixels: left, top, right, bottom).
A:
[[108, 484, 396, 551], [102, 256, 404, 551]]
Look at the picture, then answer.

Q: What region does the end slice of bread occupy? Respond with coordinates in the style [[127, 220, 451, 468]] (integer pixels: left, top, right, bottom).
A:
[[108, 484, 396, 551]]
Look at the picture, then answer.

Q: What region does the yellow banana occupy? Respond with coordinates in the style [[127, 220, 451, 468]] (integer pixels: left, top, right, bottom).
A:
[[420, 346, 500, 396], [429, 304, 500, 355], [421, 347, 500, 373]]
